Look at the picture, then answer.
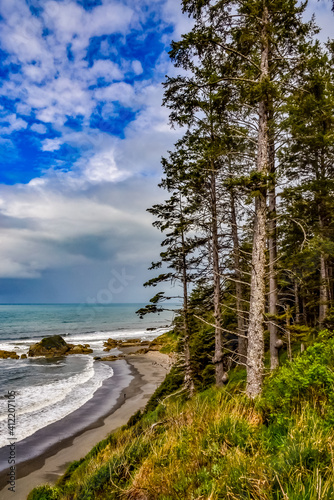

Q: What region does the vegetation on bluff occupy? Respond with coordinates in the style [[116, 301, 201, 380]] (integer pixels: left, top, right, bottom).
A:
[[28, 332, 334, 500]]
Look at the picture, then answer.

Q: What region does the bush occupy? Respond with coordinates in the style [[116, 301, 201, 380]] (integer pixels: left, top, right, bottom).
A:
[[27, 485, 60, 500], [261, 332, 334, 426]]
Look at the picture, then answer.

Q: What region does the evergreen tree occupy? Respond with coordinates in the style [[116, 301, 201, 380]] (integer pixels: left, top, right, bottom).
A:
[[281, 42, 334, 328]]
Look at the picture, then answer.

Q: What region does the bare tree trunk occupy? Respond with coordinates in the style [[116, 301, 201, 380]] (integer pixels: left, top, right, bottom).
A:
[[328, 264, 333, 308], [302, 293, 307, 325], [230, 189, 247, 363], [318, 149, 329, 327], [268, 105, 279, 370], [319, 252, 328, 327], [296, 283, 305, 352], [211, 169, 224, 386], [294, 280, 301, 324], [246, 6, 269, 398], [180, 201, 194, 396], [286, 304, 292, 361]]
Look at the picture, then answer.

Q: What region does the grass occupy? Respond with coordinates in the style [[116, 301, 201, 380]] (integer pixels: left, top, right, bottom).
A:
[[149, 330, 180, 354], [28, 334, 334, 500]]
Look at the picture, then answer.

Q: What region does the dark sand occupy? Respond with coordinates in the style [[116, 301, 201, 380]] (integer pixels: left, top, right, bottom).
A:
[[0, 350, 171, 500]]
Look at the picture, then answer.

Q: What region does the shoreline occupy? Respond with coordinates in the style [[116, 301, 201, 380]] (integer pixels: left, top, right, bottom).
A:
[[0, 349, 171, 500]]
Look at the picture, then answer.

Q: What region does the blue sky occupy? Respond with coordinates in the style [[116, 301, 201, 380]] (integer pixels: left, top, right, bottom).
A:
[[0, 0, 332, 303]]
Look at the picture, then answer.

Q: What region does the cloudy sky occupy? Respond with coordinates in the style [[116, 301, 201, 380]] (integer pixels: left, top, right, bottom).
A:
[[0, 0, 332, 304]]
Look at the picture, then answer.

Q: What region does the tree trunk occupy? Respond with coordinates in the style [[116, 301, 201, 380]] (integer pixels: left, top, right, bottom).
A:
[[246, 6, 269, 398], [319, 252, 328, 327], [286, 305, 292, 361], [211, 169, 224, 386], [230, 189, 247, 363], [328, 264, 333, 308], [302, 293, 308, 325], [294, 280, 301, 324], [268, 105, 279, 370], [180, 202, 194, 395], [318, 148, 329, 327]]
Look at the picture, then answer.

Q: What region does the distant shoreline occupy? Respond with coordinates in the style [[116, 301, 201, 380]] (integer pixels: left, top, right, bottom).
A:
[[0, 348, 171, 500]]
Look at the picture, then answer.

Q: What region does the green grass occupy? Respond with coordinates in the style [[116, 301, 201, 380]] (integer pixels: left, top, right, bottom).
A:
[[28, 334, 334, 500], [149, 330, 180, 354]]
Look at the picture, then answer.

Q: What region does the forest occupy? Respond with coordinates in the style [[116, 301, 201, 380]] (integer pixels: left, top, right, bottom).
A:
[[138, 0, 334, 398]]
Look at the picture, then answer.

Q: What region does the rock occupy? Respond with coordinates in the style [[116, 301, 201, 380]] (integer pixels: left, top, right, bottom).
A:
[[148, 342, 161, 351], [21, 354, 27, 359], [0, 350, 19, 360], [146, 327, 156, 331], [28, 335, 93, 358], [68, 344, 93, 355], [95, 355, 119, 361], [28, 335, 69, 357], [135, 348, 149, 354], [103, 338, 118, 349], [120, 342, 141, 347]]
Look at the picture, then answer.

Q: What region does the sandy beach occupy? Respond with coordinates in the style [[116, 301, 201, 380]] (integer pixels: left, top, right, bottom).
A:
[[0, 349, 172, 500]]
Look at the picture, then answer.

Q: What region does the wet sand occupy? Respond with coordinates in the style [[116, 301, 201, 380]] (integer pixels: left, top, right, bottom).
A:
[[0, 349, 171, 500]]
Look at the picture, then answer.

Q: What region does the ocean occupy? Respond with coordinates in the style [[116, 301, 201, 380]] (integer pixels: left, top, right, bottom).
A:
[[0, 304, 175, 449]]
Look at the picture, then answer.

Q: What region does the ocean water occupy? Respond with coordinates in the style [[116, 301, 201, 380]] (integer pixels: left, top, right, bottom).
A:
[[0, 304, 175, 449]]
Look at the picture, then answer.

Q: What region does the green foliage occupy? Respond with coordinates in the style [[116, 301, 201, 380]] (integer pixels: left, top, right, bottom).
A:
[[149, 330, 180, 354], [56, 459, 85, 488], [27, 485, 60, 500], [261, 332, 334, 426]]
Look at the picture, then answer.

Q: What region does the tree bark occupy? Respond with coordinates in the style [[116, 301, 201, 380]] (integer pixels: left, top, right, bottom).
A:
[[210, 169, 224, 386], [246, 5, 269, 398], [319, 252, 328, 327], [318, 148, 329, 327], [294, 279, 301, 324], [180, 201, 194, 395], [268, 105, 279, 370], [286, 304, 292, 361], [230, 189, 247, 363]]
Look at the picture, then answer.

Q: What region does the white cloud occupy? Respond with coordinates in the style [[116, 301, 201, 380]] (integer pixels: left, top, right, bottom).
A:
[[30, 123, 48, 134], [0, 176, 163, 279], [95, 81, 136, 107], [132, 60, 143, 75], [0, 113, 28, 134], [41, 138, 62, 151]]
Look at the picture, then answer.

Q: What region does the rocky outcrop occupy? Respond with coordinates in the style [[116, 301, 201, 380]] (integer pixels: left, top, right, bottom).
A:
[[103, 338, 119, 351], [67, 344, 93, 355], [28, 335, 93, 357], [94, 354, 121, 361], [103, 337, 149, 351], [0, 350, 19, 359], [28, 335, 69, 357]]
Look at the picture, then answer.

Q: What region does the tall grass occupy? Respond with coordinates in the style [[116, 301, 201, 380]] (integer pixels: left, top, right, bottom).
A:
[[28, 336, 334, 500]]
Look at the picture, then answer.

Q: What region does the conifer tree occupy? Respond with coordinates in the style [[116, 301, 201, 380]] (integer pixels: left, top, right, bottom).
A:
[[281, 42, 334, 327], [180, 0, 314, 396]]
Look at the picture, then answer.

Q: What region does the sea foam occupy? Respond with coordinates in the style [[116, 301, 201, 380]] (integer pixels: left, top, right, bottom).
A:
[[0, 357, 113, 448]]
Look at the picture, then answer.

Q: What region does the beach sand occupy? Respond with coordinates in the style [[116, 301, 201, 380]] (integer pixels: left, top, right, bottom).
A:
[[0, 349, 172, 500]]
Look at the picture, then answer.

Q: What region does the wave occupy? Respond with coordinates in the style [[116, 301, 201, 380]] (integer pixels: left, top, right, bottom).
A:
[[0, 359, 113, 448]]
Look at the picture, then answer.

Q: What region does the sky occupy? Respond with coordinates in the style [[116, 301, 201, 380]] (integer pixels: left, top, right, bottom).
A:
[[0, 0, 332, 304]]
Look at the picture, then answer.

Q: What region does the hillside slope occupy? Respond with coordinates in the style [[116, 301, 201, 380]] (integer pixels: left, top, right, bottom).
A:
[[29, 333, 334, 500]]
